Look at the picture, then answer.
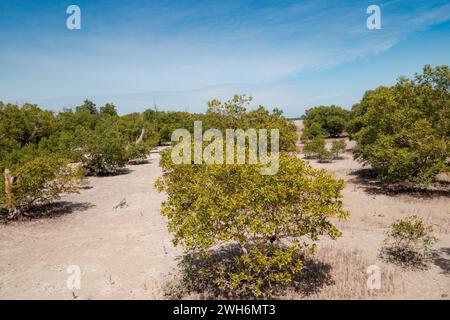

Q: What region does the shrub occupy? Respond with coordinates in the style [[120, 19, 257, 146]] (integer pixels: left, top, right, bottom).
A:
[[156, 153, 348, 298], [2, 156, 84, 219], [126, 142, 151, 163], [303, 136, 325, 158], [302, 136, 333, 162], [301, 122, 325, 140], [351, 65, 449, 183], [302, 105, 350, 138], [330, 140, 347, 159], [72, 125, 128, 175], [380, 216, 437, 268]]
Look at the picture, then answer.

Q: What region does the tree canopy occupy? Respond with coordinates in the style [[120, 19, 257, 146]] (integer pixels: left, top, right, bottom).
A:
[[350, 65, 449, 183], [302, 105, 350, 138], [157, 151, 348, 297]]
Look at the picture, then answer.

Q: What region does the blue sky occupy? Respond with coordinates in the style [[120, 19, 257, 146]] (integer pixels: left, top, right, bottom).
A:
[[0, 0, 449, 117]]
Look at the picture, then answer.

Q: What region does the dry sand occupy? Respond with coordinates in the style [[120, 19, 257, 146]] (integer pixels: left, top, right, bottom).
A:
[[0, 149, 181, 299], [0, 123, 449, 299]]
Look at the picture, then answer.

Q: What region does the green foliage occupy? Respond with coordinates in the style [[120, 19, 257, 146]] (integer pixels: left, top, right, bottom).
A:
[[74, 123, 128, 175], [351, 65, 449, 183], [214, 243, 305, 297], [76, 99, 98, 115], [156, 153, 348, 298], [330, 139, 347, 159], [126, 142, 151, 163], [0, 103, 162, 176], [245, 106, 298, 152], [302, 122, 325, 140], [302, 136, 333, 162], [100, 103, 118, 117], [206, 94, 249, 120], [143, 94, 297, 151], [380, 216, 437, 268], [143, 109, 196, 144], [0, 100, 162, 215], [302, 136, 325, 158], [0, 103, 57, 150], [37, 124, 128, 176], [302, 105, 350, 138], [303, 137, 346, 162], [0, 94, 296, 221], [6, 156, 84, 216], [205, 95, 297, 152]]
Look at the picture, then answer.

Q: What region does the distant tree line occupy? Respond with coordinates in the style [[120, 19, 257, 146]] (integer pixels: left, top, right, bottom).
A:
[[0, 95, 300, 219], [0, 100, 198, 218]]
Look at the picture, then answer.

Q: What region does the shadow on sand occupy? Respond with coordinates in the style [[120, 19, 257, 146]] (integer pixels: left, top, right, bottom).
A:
[[168, 243, 333, 299], [92, 167, 134, 177], [433, 248, 450, 275], [0, 201, 94, 223], [128, 159, 151, 165], [348, 168, 450, 199]]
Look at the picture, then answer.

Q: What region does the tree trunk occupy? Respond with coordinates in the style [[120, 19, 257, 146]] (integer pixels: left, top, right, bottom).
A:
[[136, 127, 145, 144], [4, 169, 18, 219]]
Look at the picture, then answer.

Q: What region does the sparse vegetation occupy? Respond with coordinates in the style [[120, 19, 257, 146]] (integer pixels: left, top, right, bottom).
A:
[[380, 216, 437, 268], [1, 71, 448, 299], [3, 0, 450, 301], [330, 140, 347, 159], [303, 136, 332, 162], [302, 137, 346, 162]]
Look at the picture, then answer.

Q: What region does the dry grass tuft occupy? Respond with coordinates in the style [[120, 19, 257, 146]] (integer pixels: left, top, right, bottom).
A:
[[287, 245, 402, 299]]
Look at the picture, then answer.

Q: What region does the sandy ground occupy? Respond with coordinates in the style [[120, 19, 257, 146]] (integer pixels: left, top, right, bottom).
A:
[[293, 120, 450, 299], [303, 153, 450, 299], [0, 149, 181, 299], [0, 122, 449, 299]]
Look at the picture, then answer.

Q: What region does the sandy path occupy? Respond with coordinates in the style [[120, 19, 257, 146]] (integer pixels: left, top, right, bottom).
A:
[[0, 149, 180, 299]]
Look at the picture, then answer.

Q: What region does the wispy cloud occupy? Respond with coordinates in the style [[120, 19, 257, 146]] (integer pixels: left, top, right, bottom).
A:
[[0, 0, 449, 115]]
